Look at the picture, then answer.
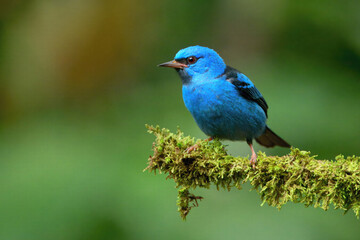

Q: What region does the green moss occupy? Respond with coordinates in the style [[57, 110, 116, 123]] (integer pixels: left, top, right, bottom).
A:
[[145, 125, 360, 220]]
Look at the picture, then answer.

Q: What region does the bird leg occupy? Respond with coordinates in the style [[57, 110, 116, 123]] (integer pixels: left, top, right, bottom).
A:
[[186, 137, 213, 153], [248, 143, 257, 169]]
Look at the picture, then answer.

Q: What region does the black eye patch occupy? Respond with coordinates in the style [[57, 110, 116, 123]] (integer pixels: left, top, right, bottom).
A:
[[174, 58, 188, 65]]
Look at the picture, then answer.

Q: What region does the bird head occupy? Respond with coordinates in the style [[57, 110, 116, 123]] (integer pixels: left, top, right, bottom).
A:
[[158, 46, 226, 84]]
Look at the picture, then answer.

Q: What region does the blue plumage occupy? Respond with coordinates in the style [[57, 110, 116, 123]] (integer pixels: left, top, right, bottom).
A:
[[159, 46, 290, 167], [182, 74, 266, 141]]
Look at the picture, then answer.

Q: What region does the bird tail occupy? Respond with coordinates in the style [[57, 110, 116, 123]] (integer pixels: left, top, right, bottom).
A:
[[255, 126, 290, 148]]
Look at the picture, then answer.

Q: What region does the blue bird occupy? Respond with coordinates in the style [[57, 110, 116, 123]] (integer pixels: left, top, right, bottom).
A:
[[159, 46, 290, 168]]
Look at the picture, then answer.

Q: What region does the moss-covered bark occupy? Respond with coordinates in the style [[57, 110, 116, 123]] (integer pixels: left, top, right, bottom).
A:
[[145, 125, 360, 220]]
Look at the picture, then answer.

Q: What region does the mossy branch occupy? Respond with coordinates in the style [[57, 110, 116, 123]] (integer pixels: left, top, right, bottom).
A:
[[145, 125, 360, 220]]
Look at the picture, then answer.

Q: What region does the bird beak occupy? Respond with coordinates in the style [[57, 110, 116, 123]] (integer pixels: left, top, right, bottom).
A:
[[158, 60, 188, 69]]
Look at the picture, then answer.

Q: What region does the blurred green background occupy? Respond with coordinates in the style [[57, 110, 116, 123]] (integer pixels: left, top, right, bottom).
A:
[[1, 1, 360, 239]]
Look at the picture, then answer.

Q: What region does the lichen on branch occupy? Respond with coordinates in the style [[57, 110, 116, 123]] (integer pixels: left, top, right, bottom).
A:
[[145, 125, 360, 220]]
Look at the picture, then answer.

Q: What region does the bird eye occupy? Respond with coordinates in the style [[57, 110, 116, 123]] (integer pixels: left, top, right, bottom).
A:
[[187, 56, 198, 65]]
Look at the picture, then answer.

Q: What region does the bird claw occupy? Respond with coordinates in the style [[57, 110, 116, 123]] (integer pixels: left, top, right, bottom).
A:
[[186, 144, 199, 153], [250, 154, 257, 169], [186, 137, 213, 153], [248, 143, 257, 169]]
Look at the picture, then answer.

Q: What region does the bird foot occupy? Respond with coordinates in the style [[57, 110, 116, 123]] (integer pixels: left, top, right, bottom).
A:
[[186, 144, 199, 153], [248, 143, 257, 169], [186, 137, 213, 153], [250, 154, 257, 169]]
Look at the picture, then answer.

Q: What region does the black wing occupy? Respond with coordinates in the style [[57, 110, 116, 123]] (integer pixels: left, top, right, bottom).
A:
[[221, 66, 268, 117]]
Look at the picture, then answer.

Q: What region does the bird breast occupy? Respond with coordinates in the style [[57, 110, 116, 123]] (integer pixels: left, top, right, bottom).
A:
[[182, 80, 266, 140]]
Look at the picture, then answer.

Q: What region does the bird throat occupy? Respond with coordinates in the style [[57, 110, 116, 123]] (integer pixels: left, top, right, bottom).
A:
[[176, 69, 192, 85]]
